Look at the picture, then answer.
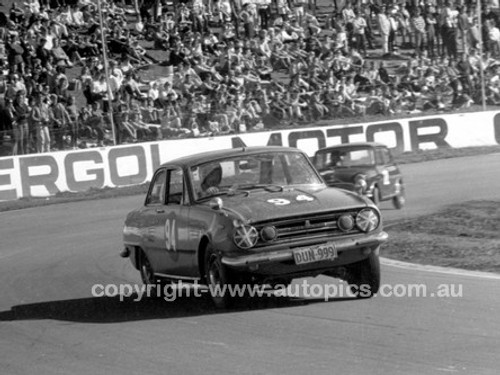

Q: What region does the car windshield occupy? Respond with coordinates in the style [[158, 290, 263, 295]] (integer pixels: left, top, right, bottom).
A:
[[314, 147, 375, 170], [190, 151, 323, 201]]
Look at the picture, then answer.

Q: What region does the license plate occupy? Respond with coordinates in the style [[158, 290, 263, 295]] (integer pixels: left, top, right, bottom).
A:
[[293, 243, 337, 265]]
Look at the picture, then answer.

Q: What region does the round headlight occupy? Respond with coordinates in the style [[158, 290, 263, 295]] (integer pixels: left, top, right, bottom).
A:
[[233, 225, 259, 249], [356, 209, 380, 232], [260, 226, 277, 242], [337, 214, 355, 232], [354, 175, 367, 194]]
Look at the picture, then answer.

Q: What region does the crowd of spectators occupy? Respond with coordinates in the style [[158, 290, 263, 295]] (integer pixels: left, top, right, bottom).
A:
[[1, 0, 500, 156]]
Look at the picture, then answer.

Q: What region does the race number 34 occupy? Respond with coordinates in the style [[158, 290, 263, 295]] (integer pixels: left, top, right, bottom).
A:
[[164, 218, 177, 252]]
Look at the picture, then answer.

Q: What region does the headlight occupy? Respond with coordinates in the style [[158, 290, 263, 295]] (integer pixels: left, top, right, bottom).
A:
[[260, 226, 277, 242], [337, 214, 355, 232], [355, 208, 380, 232], [233, 225, 259, 249], [354, 175, 367, 194]]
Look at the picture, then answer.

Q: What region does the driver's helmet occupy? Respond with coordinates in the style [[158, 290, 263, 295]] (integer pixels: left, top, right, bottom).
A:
[[200, 163, 222, 191]]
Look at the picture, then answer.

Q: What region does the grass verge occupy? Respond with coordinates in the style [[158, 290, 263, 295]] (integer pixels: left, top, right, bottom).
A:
[[383, 200, 500, 274], [395, 145, 500, 164]]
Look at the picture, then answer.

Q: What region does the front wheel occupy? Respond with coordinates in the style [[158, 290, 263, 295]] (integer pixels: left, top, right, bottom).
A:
[[204, 245, 233, 309], [392, 180, 406, 209], [346, 252, 380, 298], [371, 186, 380, 206]]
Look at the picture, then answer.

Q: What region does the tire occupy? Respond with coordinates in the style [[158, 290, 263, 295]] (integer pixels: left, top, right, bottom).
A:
[[371, 186, 380, 206], [347, 252, 381, 299], [204, 245, 234, 309], [392, 180, 406, 209], [139, 251, 174, 299], [139, 251, 157, 286]]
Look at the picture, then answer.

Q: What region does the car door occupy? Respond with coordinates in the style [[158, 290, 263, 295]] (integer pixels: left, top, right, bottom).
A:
[[140, 168, 168, 271], [152, 167, 193, 277]]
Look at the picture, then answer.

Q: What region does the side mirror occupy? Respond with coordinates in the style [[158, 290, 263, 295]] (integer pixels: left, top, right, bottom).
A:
[[209, 197, 223, 210]]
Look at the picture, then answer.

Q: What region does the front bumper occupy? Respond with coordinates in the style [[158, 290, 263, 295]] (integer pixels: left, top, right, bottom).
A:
[[221, 231, 388, 268]]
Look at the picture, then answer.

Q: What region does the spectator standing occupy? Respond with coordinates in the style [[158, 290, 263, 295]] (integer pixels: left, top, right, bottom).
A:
[[50, 94, 72, 150], [4, 99, 18, 155], [257, 0, 270, 30], [85, 102, 105, 147], [13, 91, 30, 155], [31, 94, 51, 153], [342, 2, 356, 49], [240, 3, 255, 40], [388, 7, 399, 54], [411, 8, 426, 57], [441, 1, 458, 60], [457, 5, 470, 55], [65, 95, 79, 149], [377, 6, 391, 56], [398, 5, 411, 48], [276, 0, 291, 22], [426, 9, 437, 59], [292, 0, 306, 26], [487, 20, 500, 57], [352, 9, 368, 57], [467, 7, 480, 50]]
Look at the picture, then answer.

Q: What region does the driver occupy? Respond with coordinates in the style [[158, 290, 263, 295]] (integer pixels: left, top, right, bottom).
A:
[[330, 151, 345, 167], [200, 164, 222, 196]]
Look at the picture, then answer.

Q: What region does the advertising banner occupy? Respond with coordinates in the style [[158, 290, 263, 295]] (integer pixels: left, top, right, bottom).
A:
[[1, 111, 499, 201]]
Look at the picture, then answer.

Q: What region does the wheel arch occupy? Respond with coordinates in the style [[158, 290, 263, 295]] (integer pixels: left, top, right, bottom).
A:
[[133, 246, 145, 270]]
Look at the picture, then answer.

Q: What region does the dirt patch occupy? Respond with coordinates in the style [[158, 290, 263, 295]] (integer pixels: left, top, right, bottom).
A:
[[383, 201, 500, 273]]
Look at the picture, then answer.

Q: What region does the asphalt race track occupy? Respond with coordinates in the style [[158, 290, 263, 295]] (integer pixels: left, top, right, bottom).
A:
[[1, 153, 499, 375]]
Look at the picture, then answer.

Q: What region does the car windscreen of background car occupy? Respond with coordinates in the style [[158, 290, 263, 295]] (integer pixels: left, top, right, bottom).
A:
[[316, 148, 375, 169]]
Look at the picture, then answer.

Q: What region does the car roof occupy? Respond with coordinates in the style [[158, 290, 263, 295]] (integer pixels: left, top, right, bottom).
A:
[[315, 142, 386, 153], [159, 146, 305, 168]]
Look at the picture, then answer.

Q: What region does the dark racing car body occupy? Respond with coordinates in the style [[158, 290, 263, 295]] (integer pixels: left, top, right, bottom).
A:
[[122, 146, 388, 307], [312, 142, 405, 209]]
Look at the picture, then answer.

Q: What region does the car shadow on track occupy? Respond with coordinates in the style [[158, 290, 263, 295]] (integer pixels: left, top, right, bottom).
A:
[[0, 294, 357, 323]]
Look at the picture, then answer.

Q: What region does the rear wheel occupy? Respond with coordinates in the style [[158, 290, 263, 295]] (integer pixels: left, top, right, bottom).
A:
[[139, 251, 156, 286], [346, 252, 380, 298], [139, 251, 172, 299], [204, 245, 234, 309]]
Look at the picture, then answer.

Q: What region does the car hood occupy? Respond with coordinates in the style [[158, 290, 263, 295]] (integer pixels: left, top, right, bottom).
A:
[[210, 185, 368, 223]]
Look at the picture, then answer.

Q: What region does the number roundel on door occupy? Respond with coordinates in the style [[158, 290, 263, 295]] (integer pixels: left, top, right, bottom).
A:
[[164, 218, 177, 252], [381, 169, 390, 185]]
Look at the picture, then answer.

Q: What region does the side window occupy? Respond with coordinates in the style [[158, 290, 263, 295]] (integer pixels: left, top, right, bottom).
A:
[[375, 148, 385, 165], [380, 148, 391, 164], [384, 148, 394, 164], [167, 168, 184, 205], [375, 148, 392, 165], [146, 169, 166, 205]]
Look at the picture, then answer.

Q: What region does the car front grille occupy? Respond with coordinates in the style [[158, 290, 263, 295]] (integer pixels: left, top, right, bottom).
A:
[[253, 210, 362, 246]]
